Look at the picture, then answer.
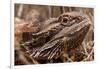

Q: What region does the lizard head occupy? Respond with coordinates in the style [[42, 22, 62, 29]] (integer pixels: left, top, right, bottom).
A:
[[60, 12, 91, 49], [52, 12, 91, 49]]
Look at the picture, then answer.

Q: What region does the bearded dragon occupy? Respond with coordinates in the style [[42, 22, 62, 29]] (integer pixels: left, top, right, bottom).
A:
[[21, 12, 91, 61]]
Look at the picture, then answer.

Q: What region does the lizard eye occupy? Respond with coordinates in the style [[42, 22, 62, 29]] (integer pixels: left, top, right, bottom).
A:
[[62, 17, 68, 23], [58, 15, 69, 26], [58, 15, 69, 23], [60, 17, 69, 26]]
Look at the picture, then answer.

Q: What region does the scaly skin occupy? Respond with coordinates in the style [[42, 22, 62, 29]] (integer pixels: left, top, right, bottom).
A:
[[21, 12, 90, 60]]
